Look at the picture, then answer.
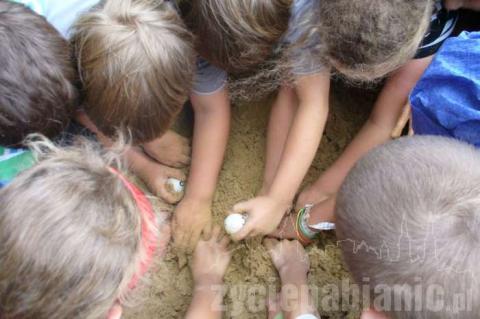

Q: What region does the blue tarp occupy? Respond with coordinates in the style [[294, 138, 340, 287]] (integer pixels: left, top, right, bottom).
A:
[[410, 31, 480, 147]]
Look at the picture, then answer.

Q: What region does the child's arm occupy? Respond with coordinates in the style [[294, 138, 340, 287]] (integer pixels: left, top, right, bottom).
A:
[[264, 239, 318, 319], [185, 226, 231, 319], [297, 55, 433, 210], [174, 89, 231, 251], [232, 72, 330, 240], [75, 111, 185, 204]]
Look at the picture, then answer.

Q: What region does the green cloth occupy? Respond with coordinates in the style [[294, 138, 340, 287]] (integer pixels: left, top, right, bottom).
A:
[[0, 147, 35, 187]]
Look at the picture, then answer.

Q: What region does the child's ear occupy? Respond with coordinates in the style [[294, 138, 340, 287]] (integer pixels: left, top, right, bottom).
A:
[[107, 303, 123, 319], [361, 308, 390, 319]]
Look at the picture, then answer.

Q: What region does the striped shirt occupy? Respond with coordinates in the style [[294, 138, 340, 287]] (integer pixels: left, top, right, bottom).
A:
[[416, 0, 459, 58]]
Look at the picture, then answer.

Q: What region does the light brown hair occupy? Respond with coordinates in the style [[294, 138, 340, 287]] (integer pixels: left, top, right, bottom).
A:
[[72, 0, 195, 144], [336, 136, 480, 318], [0, 0, 77, 146], [318, 0, 434, 81], [186, 0, 292, 76], [0, 136, 165, 319]]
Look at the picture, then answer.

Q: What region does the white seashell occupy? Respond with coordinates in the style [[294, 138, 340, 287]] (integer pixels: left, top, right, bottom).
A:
[[166, 178, 185, 193], [224, 213, 247, 235]]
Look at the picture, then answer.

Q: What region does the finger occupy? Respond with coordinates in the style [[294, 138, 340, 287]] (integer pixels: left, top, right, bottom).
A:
[[211, 225, 221, 242], [176, 133, 190, 147], [266, 230, 282, 239], [182, 231, 192, 253], [167, 168, 186, 181], [202, 220, 214, 241], [183, 137, 192, 148], [166, 159, 186, 169], [231, 221, 254, 241], [158, 186, 179, 204], [173, 227, 187, 251], [179, 154, 191, 166], [263, 238, 278, 251], [173, 219, 189, 251], [249, 229, 261, 239], [182, 144, 192, 156], [188, 229, 202, 253], [232, 200, 252, 214], [219, 234, 230, 248]]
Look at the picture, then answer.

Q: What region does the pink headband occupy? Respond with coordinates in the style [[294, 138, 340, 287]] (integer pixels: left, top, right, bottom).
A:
[[108, 167, 158, 290]]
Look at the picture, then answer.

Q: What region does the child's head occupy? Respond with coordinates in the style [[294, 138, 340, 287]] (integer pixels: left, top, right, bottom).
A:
[[0, 0, 77, 146], [0, 136, 165, 319], [318, 0, 433, 81], [336, 136, 480, 318], [72, 0, 195, 144], [186, 0, 291, 75]]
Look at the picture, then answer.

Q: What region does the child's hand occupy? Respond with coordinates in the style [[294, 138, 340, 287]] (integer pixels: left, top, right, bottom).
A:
[[143, 130, 191, 168], [128, 148, 186, 204], [264, 239, 310, 280], [173, 197, 213, 252], [191, 226, 231, 286], [230, 196, 291, 241]]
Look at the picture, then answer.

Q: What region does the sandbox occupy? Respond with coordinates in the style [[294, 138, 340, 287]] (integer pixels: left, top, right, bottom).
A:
[[126, 82, 376, 319]]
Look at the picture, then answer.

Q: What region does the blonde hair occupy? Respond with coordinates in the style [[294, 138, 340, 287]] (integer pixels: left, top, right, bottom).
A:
[[336, 136, 480, 318], [72, 0, 195, 144], [318, 0, 434, 82], [0, 135, 164, 319], [186, 0, 291, 76]]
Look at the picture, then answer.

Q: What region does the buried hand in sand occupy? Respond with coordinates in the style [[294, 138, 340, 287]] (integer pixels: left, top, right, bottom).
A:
[[185, 226, 232, 319], [173, 197, 213, 252], [264, 239, 319, 319]]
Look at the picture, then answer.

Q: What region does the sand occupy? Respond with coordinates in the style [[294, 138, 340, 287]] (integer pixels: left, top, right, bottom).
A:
[[125, 81, 377, 319]]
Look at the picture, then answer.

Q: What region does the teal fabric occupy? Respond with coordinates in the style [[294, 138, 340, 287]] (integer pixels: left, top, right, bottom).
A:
[[10, 0, 101, 38]]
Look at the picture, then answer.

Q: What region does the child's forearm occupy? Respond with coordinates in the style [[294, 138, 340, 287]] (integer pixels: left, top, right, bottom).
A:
[[316, 56, 434, 194], [75, 110, 150, 172], [186, 90, 231, 202], [185, 284, 224, 319], [316, 116, 398, 193], [268, 74, 330, 203], [280, 272, 317, 319]]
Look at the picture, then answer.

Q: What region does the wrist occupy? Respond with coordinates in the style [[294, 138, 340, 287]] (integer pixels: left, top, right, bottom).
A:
[[295, 205, 335, 245], [183, 192, 213, 205], [279, 267, 308, 286], [267, 191, 293, 207], [194, 274, 224, 287]]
